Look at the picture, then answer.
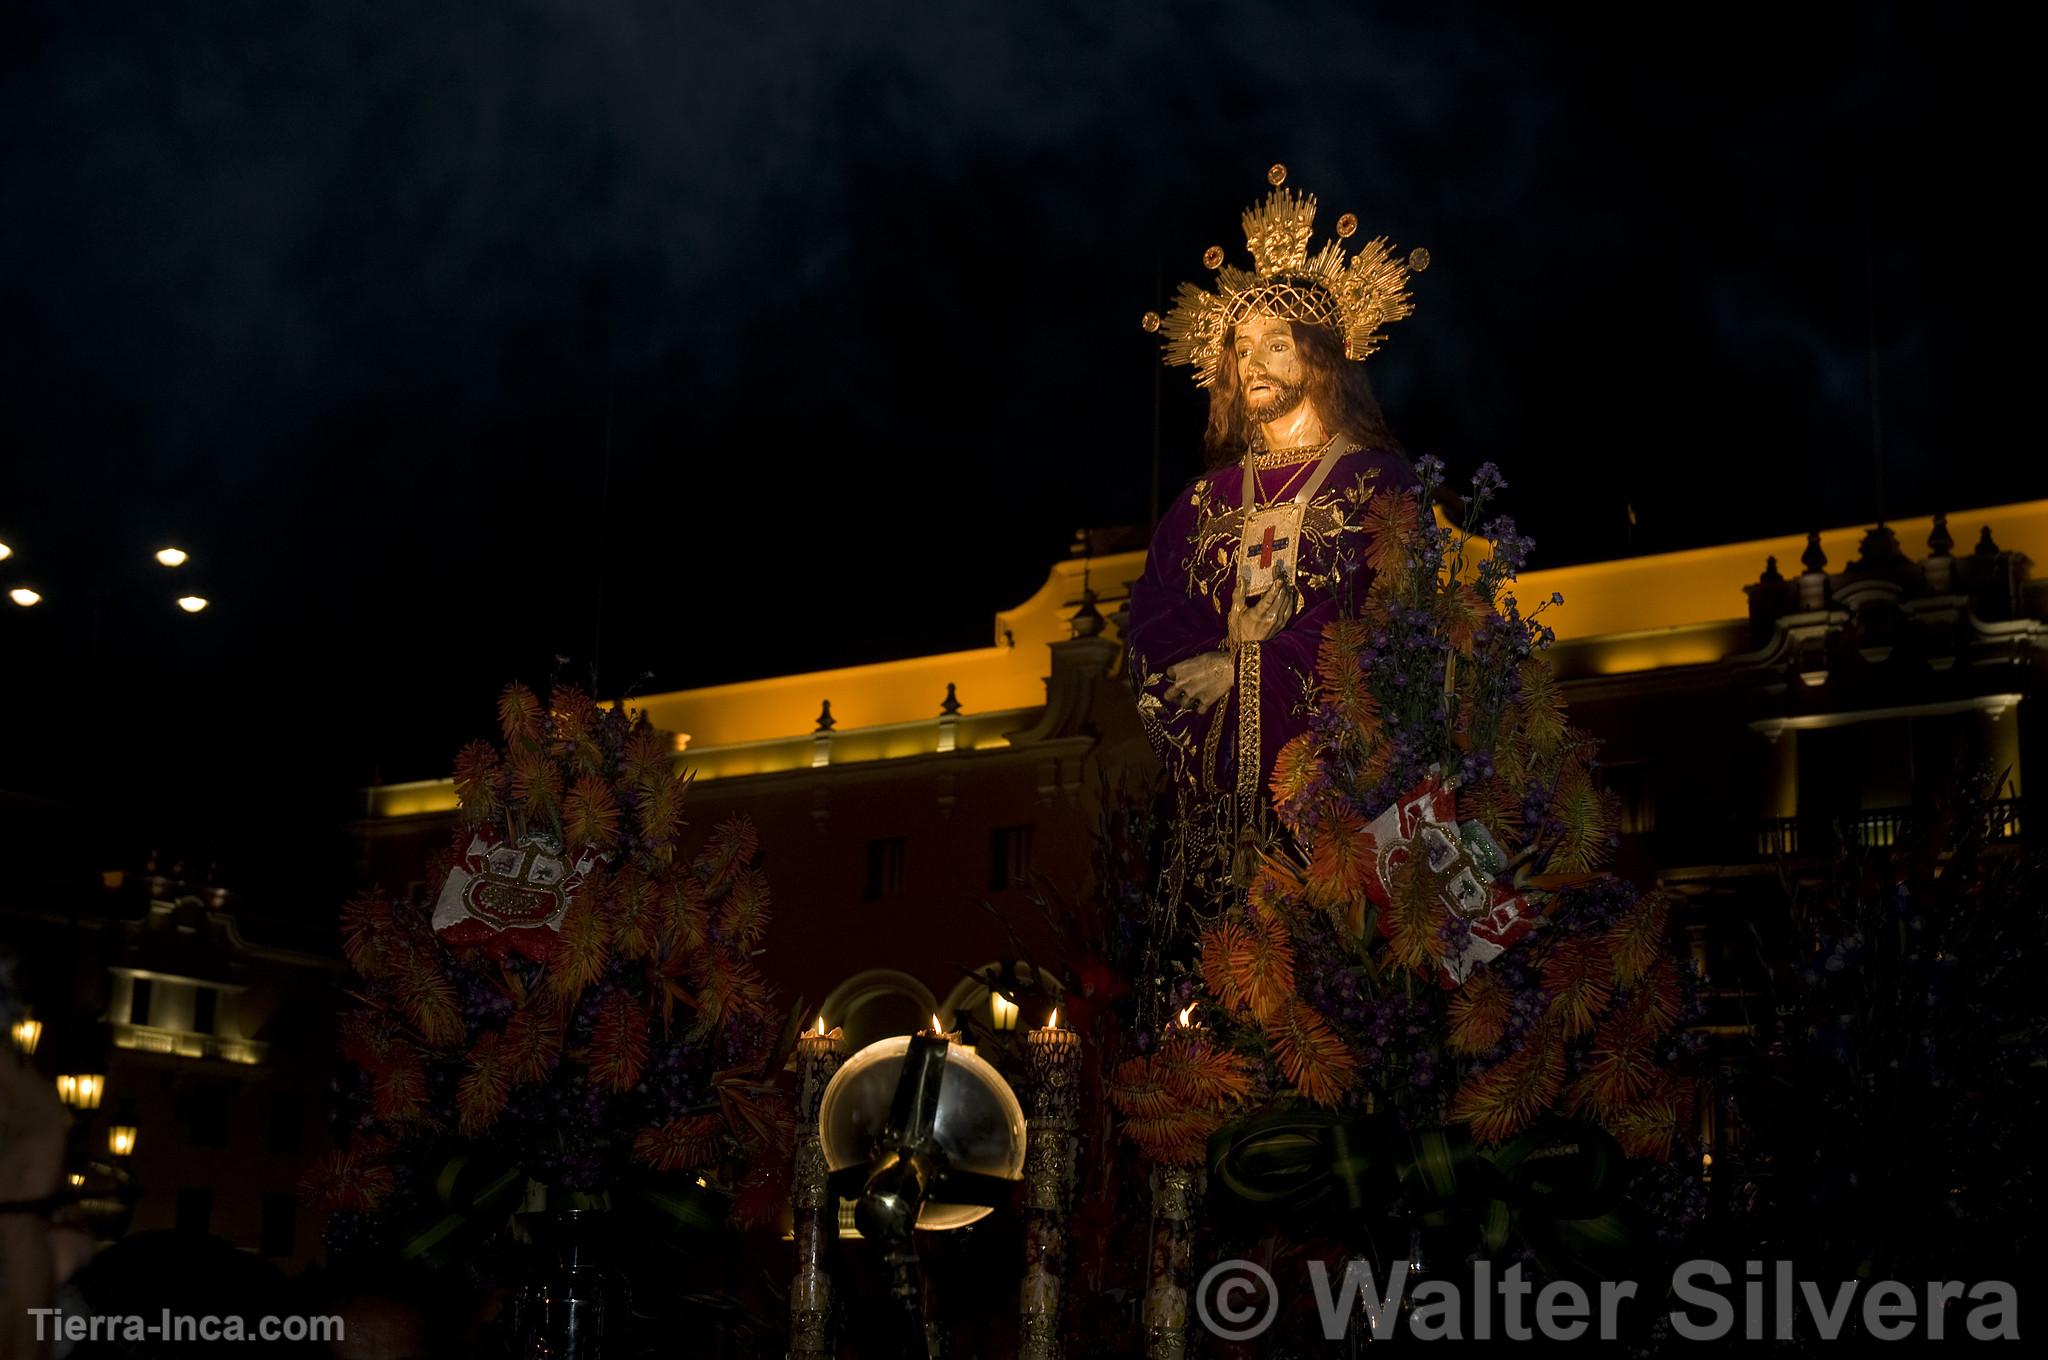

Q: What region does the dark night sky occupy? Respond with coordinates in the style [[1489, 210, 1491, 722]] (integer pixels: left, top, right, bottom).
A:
[[1, 1, 2036, 909]]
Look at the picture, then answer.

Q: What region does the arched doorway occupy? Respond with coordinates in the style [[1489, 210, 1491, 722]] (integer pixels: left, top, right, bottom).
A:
[[816, 969, 940, 1053]]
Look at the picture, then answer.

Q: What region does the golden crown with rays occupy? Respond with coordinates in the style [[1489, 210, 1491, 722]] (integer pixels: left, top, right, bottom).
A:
[[1143, 163, 1426, 388]]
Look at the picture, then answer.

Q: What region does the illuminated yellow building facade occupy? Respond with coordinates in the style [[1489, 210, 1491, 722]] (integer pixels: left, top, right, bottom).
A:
[[357, 502, 2047, 1036]]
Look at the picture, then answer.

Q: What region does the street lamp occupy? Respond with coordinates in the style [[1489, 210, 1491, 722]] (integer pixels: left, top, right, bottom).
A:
[[0, 542, 210, 613], [108, 1126, 138, 1158], [56, 1074, 105, 1110], [989, 989, 1019, 1032], [10, 1014, 40, 1054]]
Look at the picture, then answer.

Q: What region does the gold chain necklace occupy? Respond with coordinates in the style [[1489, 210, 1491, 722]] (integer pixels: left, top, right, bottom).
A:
[[1253, 443, 1326, 469], [1259, 457, 1316, 504], [1246, 434, 1337, 510]]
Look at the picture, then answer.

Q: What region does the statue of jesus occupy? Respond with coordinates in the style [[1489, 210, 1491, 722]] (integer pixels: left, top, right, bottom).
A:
[[1126, 167, 1422, 903]]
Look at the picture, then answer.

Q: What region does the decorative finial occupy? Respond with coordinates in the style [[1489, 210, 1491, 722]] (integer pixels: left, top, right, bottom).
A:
[[1927, 512, 1954, 557], [1852, 522, 1905, 571], [814, 701, 836, 733], [1758, 555, 1783, 585], [1266, 162, 1288, 186], [1975, 525, 2001, 557], [1070, 588, 1106, 639], [940, 683, 961, 717], [1801, 530, 1827, 575]]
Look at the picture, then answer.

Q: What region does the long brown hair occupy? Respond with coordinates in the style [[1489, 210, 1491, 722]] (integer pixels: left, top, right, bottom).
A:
[[1202, 319, 1403, 468]]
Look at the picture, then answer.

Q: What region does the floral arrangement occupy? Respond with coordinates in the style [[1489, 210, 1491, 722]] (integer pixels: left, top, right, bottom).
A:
[[1730, 786, 2048, 1285], [303, 682, 790, 1257], [1111, 461, 1699, 1168]]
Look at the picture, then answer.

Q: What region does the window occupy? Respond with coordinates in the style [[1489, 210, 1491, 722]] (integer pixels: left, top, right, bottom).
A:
[[989, 825, 1034, 891], [260, 1194, 296, 1258], [1602, 763, 1659, 837], [864, 838, 906, 901], [176, 1188, 212, 1235], [190, 986, 217, 1035], [189, 1086, 228, 1148], [128, 977, 154, 1026], [268, 1094, 302, 1154]]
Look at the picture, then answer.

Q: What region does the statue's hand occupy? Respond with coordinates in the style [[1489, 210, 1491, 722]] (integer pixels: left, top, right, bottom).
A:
[[1163, 650, 1233, 715], [1227, 582, 1297, 645]]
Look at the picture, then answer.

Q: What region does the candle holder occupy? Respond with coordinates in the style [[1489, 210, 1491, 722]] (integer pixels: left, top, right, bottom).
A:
[[1143, 1164, 1204, 1360], [791, 1019, 848, 1360], [1019, 1012, 1082, 1360]]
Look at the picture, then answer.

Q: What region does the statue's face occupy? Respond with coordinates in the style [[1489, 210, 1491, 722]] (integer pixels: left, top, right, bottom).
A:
[[1232, 314, 1307, 424]]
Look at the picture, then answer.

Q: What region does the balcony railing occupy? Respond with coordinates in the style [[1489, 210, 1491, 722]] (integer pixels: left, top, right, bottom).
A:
[[1755, 816, 1801, 858], [1750, 799, 2024, 860], [110, 1022, 264, 1065]]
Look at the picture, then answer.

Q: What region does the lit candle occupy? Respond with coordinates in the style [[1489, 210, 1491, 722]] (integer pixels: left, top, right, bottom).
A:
[[795, 1017, 848, 1118], [1025, 1007, 1082, 1122], [790, 1017, 849, 1360], [1020, 1005, 1084, 1360]]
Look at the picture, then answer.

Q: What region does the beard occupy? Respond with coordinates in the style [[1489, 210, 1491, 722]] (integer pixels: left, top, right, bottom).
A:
[[1244, 374, 1306, 425]]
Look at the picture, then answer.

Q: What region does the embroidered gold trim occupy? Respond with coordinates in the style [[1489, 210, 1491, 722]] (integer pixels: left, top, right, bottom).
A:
[[1236, 642, 1262, 826], [1253, 444, 1327, 470], [1201, 677, 1229, 795], [1183, 462, 1378, 614]]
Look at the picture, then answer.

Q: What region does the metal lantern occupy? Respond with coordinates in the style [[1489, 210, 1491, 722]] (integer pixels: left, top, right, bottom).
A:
[[56, 1074, 106, 1110], [818, 1034, 1025, 1233], [818, 1031, 1027, 1358]]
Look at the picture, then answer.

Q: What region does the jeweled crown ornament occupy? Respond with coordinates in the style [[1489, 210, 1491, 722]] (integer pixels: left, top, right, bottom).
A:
[[1145, 162, 1424, 387]]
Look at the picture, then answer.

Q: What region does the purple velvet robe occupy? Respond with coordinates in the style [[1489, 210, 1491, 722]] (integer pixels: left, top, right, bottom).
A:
[[1127, 443, 1417, 836]]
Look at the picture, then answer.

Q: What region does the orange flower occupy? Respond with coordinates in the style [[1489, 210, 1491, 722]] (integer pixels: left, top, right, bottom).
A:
[[1264, 999, 1358, 1107], [1448, 970, 1511, 1054], [1449, 1026, 1565, 1145], [589, 991, 651, 1094], [298, 1144, 396, 1215], [633, 1114, 725, 1173], [564, 774, 622, 852], [1541, 937, 1614, 1039]]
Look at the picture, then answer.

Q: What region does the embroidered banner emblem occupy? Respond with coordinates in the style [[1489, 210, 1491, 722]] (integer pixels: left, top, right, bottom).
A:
[[432, 829, 605, 961], [1355, 778, 1537, 985]]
